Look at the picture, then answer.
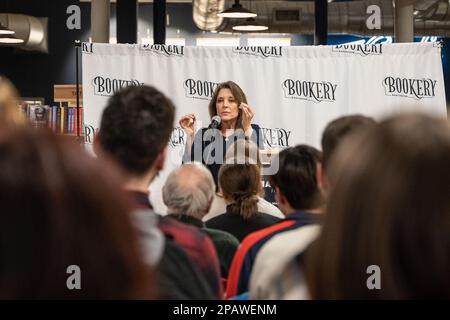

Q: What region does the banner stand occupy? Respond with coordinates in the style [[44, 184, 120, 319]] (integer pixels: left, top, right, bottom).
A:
[[74, 40, 83, 143]]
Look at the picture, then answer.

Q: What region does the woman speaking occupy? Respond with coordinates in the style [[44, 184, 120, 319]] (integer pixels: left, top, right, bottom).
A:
[[180, 81, 263, 187]]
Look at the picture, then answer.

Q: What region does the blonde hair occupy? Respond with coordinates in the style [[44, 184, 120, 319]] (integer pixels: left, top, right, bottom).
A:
[[0, 77, 26, 127]]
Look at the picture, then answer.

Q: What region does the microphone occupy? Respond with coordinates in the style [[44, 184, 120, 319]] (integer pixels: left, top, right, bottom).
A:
[[208, 115, 221, 130]]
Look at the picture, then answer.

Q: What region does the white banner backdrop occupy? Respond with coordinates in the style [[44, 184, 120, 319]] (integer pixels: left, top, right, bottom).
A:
[[82, 42, 447, 213]]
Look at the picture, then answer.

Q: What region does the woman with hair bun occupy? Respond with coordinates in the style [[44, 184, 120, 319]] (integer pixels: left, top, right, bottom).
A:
[[206, 162, 280, 242]]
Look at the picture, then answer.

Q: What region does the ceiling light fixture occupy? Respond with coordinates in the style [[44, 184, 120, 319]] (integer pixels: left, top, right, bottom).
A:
[[0, 24, 15, 35], [232, 18, 268, 32], [0, 34, 24, 44], [218, 0, 257, 19]]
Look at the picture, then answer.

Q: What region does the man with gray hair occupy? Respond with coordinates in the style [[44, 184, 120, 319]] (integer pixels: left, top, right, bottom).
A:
[[163, 163, 239, 278]]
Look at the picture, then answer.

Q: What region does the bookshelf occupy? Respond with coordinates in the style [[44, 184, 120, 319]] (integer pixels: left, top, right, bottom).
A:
[[53, 84, 84, 137]]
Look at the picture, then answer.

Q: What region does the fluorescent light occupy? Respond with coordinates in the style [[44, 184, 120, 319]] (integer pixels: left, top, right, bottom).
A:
[[0, 34, 24, 44], [0, 25, 15, 35], [196, 37, 240, 46], [247, 37, 291, 46], [218, 1, 257, 19], [232, 18, 268, 32]]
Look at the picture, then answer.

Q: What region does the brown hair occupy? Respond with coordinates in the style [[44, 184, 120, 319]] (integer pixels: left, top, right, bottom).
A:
[[0, 128, 153, 299], [208, 81, 247, 130], [0, 77, 26, 127], [219, 163, 262, 220], [305, 113, 450, 299], [321, 115, 376, 170]]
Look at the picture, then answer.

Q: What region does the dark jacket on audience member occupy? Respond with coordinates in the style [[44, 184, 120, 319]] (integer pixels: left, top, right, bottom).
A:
[[156, 237, 215, 299], [169, 214, 240, 278], [127, 190, 223, 299], [206, 205, 281, 242]]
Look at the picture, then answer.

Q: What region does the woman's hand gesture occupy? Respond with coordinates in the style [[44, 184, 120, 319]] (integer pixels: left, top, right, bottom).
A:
[[239, 103, 254, 132], [179, 113, 196, 138]]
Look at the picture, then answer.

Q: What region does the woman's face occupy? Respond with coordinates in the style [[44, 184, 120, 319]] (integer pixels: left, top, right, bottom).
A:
[[216, 88, 239, 122]]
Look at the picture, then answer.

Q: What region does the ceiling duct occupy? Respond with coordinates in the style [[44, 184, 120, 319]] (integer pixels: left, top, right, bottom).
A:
[[193, 0, 450, 36], [0, 13, 48, 53], [193, 0, 227, 31]]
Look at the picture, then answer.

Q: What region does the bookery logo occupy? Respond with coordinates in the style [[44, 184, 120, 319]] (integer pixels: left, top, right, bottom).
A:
[[332, 44, 382, 56], [141, 44, 184, 57], [82, 42, 93, 54], [383, 76, 437, 100], [83, 125, 98, 144], [183, 79, 220, 100], [92, 76, 143, 96], [260, 127, 291, 148], [282, 79, 337, 103], [233, 46, 283, 58], [169, 127, 186, 147]]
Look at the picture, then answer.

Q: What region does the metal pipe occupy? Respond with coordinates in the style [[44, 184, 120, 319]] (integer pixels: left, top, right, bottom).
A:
[[91, 0, 110, 43]]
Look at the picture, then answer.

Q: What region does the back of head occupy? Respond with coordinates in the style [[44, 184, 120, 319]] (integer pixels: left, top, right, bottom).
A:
[[0, 128, 152, 299], [0, 77, 26, 127], [269, 145, 323, 211], [321, 114, 376, 170], [98, 85, 175, 175], [306, 113, 450, 299], [219, 163, 262, 220], [163, 163, 215, 219]]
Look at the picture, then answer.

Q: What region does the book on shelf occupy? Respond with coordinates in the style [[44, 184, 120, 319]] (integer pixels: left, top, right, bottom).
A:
[[53, 84, 84, 136], [49, 102, 84, 135], [28, 104, 50, 129], [16, 98, 84, 136]]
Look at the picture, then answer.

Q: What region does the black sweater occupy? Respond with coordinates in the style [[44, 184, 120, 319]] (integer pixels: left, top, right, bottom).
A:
[[205, 206, 281, 242]]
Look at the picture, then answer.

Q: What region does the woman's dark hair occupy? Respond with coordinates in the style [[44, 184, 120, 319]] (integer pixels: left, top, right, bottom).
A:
[[305, 113, 450, 299], [208, 81, 247, 130], [219, 163, 262, 220], [0, 128, 153, 299], [268, 145, 323, 210]]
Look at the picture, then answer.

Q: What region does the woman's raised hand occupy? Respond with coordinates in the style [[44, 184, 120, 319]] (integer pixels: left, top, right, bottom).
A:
[[179, 113, 196, 137], [239, 103, 254, 132]]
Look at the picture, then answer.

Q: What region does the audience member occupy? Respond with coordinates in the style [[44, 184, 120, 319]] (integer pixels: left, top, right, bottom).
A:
[[0, 128, 153, 299], [204, 140, 284, 221], [226, 145, 324, 297], [320, 114, 376, 193], [305, 113, 450, 299], [162, 163, 239, 278], [0, 76, 26, 127], [206, 161, 281, 242], [248, 115, 376, 299], [96, 85, 222, 299]]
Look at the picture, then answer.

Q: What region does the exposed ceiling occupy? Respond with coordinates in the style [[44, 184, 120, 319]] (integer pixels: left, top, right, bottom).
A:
[[193, 0, 450, 36]]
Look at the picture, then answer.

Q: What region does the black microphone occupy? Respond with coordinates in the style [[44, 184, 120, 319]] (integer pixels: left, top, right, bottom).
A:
[[208, 115, 221, 129]]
